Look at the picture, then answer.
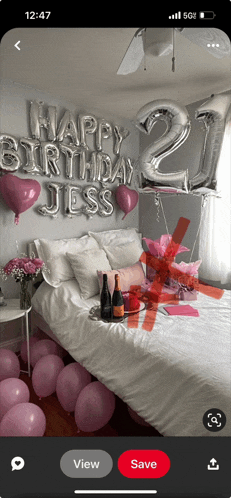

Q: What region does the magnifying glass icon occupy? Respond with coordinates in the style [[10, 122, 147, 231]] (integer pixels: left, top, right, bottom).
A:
[[211, 416, 218, 424]]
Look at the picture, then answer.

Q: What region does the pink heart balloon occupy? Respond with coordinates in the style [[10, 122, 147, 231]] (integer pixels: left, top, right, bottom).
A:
[[115, 185, 139, 220], [0, 173, 41, 224]]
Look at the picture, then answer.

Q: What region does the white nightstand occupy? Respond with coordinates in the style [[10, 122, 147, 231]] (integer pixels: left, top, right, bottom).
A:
[[0, 298, 32, 377]]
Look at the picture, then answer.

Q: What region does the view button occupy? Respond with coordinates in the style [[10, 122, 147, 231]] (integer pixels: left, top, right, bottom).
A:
[[60, 450, 113, 478]]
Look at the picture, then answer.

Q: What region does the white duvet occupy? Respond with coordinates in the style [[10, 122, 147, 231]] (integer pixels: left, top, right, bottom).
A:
[[32, 280, 231, 437]]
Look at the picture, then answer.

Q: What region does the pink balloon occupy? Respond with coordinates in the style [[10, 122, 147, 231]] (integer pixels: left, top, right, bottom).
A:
[[0, 173, 41, 224], [115, 184, 139, 220], [0, 402, 46, 437], [20, 336, 40, 363], [0, 349, 20, 381], [30, 339, 64, 367], [0, 378, 30, 421], [75, 381, 116, 432], [32, 354, 64, 398], [56, 362, 91, 412]]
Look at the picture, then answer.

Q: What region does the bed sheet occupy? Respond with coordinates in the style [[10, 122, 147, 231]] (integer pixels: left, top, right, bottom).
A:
[[32, 280, 231, 437]]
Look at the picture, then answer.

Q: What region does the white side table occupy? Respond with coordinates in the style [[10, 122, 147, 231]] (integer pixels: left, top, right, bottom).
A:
[[0, 298, 32, 377]]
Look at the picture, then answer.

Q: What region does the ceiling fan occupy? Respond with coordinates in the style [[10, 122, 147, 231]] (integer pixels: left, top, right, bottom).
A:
[[117, 28, 231, 74]]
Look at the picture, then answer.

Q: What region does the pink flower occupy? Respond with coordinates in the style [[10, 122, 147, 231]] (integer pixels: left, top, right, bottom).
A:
[[2, 256, 44, 278], [143, 234, 190, 258], [32, 258, 44, 269], [4, 260, 19, 274], [18, 259, 30, 270], [23, 261, 36, 274]]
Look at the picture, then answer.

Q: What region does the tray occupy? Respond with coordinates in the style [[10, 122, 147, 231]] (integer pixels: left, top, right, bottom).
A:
[[89, 302, 146, 323]]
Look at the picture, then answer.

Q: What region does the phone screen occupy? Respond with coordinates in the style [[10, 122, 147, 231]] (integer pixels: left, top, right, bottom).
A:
[[0, 5, 230, 498]]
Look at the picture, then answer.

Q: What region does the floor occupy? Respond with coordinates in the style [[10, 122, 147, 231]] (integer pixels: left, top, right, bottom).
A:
[[19, 353, 162, 437]]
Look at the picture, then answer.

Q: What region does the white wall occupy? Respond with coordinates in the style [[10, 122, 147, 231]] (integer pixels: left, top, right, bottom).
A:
[[0, 79, 140, 299]]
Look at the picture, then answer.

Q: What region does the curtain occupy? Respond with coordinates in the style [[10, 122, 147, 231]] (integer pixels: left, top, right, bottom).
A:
[[199, 107, 231, 285]]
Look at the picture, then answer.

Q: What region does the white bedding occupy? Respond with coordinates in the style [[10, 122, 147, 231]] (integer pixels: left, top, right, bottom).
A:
[[32, 280, 231, 437]]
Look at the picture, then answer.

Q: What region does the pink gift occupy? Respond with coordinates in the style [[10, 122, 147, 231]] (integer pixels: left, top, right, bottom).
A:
[[140, 278, 179, 303], [178, 287, 197, 301]]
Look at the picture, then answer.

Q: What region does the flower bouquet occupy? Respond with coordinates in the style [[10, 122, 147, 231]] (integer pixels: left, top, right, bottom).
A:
[[142, 234, 190, 283], [1, 256, 47, 309]]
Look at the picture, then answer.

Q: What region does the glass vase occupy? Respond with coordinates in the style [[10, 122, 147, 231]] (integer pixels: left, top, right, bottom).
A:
[[20, 279, 31, 310]]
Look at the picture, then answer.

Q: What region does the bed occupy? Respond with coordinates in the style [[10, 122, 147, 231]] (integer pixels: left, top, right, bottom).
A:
[[30, 228, 231, 437]]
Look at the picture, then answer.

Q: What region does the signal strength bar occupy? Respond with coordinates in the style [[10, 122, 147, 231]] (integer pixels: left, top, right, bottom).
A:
[[168, 11, 181, 19]]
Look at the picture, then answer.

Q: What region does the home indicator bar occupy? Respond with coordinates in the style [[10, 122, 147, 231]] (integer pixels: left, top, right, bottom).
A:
[[74, 492, 158, 495]]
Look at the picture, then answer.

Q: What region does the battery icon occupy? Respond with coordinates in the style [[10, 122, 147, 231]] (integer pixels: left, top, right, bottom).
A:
[[199, 11, 216, 19]]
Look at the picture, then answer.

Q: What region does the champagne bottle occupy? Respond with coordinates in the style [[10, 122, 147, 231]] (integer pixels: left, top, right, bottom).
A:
[[112, 274, 124, 320], [100, 274, 112, 320]]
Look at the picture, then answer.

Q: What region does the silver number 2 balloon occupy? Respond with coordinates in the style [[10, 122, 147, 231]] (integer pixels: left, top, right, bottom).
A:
[[135, 99, 191, 192]]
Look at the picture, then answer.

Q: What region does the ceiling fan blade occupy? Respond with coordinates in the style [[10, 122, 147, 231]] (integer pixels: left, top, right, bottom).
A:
[[117, 29, 145, 74], [180, 28, 231, 59]]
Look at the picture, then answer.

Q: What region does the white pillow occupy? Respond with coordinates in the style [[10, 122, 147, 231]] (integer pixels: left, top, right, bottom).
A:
[[103, 240, 143, 270], [34, 236, 99, 288], [88, 228, 142, 249], [66, 248, 112, 299]]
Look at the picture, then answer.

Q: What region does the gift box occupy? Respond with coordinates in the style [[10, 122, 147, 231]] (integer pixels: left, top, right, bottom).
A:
[[140, 278, 179, 304], [178, 286, 197, 301]]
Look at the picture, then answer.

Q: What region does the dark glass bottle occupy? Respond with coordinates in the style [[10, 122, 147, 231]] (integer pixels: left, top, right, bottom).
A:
[[100, 274, 112, 320], [112, 274, 124, 320]]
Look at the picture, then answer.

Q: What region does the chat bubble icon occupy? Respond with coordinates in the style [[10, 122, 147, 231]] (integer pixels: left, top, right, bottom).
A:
[[11, 456, 25, 471]]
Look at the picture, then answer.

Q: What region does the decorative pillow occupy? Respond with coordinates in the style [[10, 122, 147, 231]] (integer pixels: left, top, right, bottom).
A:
[[103, 240, 144, 270], [34, 236, 99, 288], [88, 227, 142, 249], [97, 261, 145, 296], [66, 248, 111, 299]]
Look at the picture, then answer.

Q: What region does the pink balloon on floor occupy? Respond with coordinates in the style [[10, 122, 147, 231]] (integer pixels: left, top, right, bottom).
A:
[[32, 354, 64, 398], [30, 339, 64, 367], [75, 381, 116, 432], [0, 378, 30, 421], [56, 362, 91, 412], [20, 336, 40, 363], [0, 349, 20, 381], [0, 402, 46, 436]]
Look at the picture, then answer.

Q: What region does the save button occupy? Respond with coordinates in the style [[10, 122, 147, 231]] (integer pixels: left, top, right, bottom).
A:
[[118, 450, 170, 478]]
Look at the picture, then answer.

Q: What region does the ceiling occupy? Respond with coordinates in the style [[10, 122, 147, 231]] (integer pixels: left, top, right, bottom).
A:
[[0, 27, 230, 120]]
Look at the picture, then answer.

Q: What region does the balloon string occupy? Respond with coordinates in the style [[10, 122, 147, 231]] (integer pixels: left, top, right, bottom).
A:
[[189, 194, 207, 263], [159, 197, 169, 235], [15, 239, 19, 256]]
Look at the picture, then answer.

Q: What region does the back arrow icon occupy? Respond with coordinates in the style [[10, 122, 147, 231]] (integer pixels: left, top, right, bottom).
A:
[[14, 41, 21, 50]]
